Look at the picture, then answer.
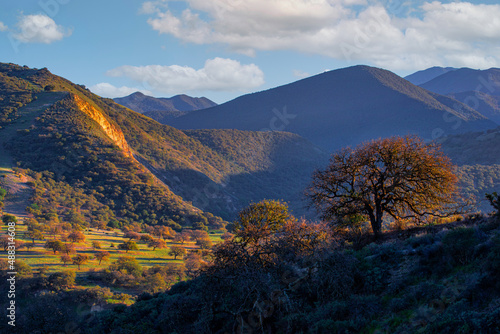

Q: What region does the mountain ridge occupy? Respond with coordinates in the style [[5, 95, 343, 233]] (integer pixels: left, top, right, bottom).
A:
[[165, 65, 496, 152], [405, 66, 457, 85]]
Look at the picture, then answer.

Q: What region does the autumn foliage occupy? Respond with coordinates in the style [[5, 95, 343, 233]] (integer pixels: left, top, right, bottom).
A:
[[307, 136, 461, 236]]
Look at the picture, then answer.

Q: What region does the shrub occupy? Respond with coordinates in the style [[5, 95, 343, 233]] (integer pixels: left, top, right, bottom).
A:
[[48, 270, 75, 289], [442, 228, 479, 265]]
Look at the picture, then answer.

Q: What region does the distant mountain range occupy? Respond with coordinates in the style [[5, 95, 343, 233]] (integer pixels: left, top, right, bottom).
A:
[[114, 92, 217, 123], [164, 65, 496, 152], [405, 66, 457, 86], [407, 67, 500, 124]]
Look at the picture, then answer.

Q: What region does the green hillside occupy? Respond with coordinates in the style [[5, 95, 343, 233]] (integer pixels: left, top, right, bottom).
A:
[[0, 63, 327, 225]]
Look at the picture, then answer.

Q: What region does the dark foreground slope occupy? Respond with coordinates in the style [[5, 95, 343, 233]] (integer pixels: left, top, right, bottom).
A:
[[87, 215, 500, 334], [167, 65, 496, 152]]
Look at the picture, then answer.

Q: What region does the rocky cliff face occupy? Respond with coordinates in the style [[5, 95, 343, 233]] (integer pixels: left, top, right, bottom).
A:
[[72, 94, 134, 158]]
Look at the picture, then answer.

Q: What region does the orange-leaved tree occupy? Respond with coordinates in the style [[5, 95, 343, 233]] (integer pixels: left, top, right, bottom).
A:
[[307, 136, 462, 237]]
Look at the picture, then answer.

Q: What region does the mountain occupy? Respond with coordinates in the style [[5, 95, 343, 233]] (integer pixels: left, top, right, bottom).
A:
[[405, 66, 457, 85], [419, 68, 500, 96], [114, 92, 217, 123], [166, 65, 496, 152], [0, 63, 325, 222], [416, 68, 500, 125]]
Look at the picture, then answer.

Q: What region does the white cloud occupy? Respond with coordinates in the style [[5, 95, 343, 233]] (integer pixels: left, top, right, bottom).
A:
[[89, 83, 152, 98], [143, 0, 500, 70], [0, 22, 7, 32], [13, 14, 71, 44], [106, 57, 265, 94]]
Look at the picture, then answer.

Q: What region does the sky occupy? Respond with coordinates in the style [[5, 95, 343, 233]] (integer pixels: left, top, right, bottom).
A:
[[1, 0, 500, 104]]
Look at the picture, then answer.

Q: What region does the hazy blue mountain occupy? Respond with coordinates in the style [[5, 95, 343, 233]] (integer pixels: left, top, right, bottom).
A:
[[420, 68, 500, 96], [405, 66, 457, 85], [114, 92, 217, 122], [166, 65, 496, 152]]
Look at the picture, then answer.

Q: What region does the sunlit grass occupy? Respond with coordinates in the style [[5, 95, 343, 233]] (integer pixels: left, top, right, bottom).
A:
[[0, 220, 213, 274]]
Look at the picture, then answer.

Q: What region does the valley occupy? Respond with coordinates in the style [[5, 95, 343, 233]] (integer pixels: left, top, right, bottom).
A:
[[0, 62, 499, 333]]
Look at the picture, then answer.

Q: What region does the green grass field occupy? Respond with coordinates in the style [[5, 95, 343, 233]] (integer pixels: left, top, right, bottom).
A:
[[0, 219, 224, 274]]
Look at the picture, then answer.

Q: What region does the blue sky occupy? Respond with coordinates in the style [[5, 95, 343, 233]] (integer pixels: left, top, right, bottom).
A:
[[1, 0, 500, 103]]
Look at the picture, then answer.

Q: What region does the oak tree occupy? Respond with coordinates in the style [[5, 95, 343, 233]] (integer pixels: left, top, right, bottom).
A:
[[72, 254, 90, 270], [118, 240, 139, 253], [95, 251, 111, 265], [307, 136, 460, 236], [45, 240, 64, 254], [169, 245, 187, 259], [148, 238, 167, 251]]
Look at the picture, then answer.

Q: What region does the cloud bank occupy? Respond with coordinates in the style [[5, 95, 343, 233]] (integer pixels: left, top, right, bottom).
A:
[[106, 57, 265, 94], [89, 83, 153, 98], [142, 0, 500, 70]]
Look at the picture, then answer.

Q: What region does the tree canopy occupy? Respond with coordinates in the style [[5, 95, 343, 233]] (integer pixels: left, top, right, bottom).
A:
[[307, 136, 461, 236]]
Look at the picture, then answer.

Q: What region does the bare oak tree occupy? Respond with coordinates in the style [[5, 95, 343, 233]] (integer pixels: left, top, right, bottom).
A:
[[307, 136, 461, 237]]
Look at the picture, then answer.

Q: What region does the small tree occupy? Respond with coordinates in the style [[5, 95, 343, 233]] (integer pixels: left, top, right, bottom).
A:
[[169, 246, 187, 260], [48, 270, 75, 289], [118, 240, 138, 253], [0, 236, 24, 252], [148, 238, 166, 251], [2, 214, 17, 225], [91, 240, 102, 250], [67, 231, 86, 243], [174, 231, 191, 244], [124, 231, 141, 241], [307, 136, 461, 237], [108, 256, 142, 277], [60, 254, 72, 266], [232, 199, 292, 245], [154, 226, 173, 240], [61, 243, 76, 255], [72, 254, 90, 270], [196, 238, 213, 250], [140, 234, 154, 243], [191, 230, 210, 243], [45, 240, 64, 254], [94, 251, 111, 265], [25, 229, 45, 244]]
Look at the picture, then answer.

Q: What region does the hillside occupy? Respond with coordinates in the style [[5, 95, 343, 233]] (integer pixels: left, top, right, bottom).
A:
[[0, 63, 326, 221], [405, 66, 457, 85], [0, 63, 213, 230], [114, 92, 217, 123], [166, 65, 496, 152], [87, 215, 500, 334], [439, 127, 500, 211], [103, 100, 327, 218]]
